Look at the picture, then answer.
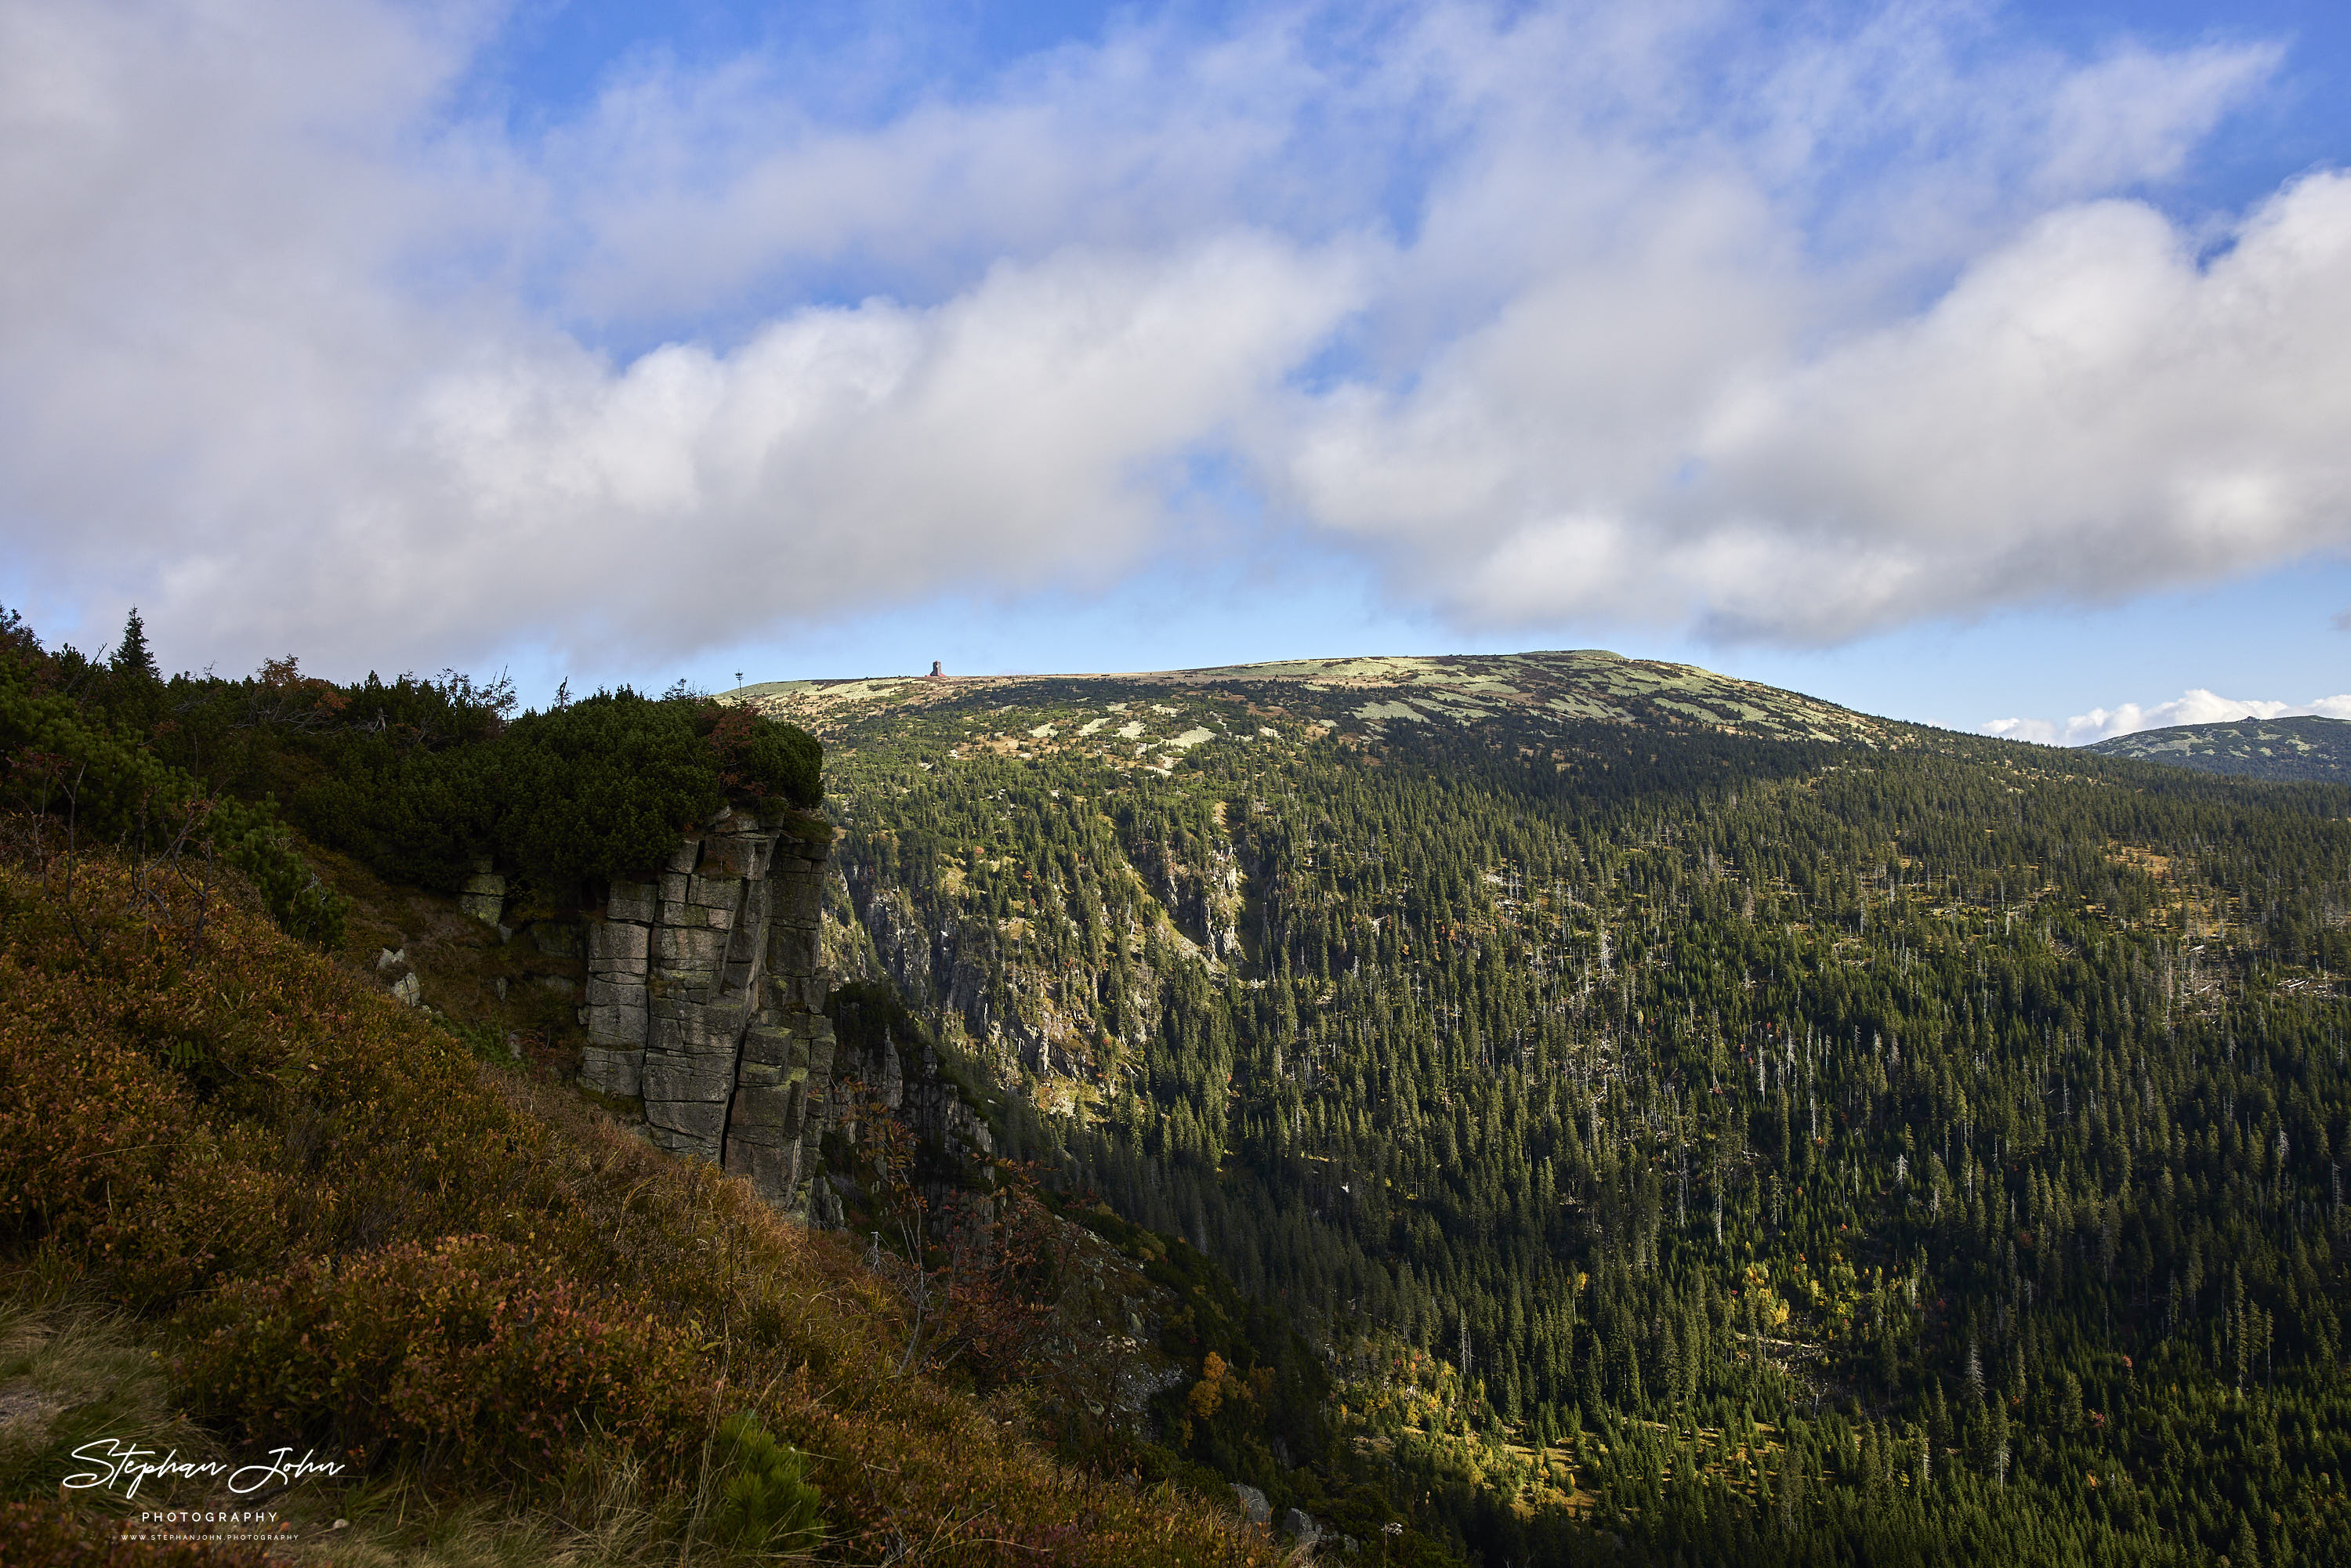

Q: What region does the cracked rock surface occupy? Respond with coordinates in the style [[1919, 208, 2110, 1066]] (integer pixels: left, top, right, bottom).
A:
[[577, 806, 835, 1217]]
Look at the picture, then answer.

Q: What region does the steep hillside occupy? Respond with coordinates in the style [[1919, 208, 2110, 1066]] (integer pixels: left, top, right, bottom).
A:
[[0, 834, 1295, 1566], [2, 615, 1367, 1566], [761, 649, 2351, 1568], [2088, 715, 2351, 782]]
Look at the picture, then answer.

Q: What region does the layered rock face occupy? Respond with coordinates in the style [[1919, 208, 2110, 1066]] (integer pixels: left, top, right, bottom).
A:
[[577, 804, 835, 1215]]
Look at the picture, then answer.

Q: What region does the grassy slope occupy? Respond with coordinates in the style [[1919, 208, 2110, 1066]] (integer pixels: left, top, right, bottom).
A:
[[0, 835, 1278, 1567]]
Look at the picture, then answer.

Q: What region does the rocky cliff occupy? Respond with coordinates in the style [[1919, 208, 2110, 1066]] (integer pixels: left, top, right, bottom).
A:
[[575, 803, 837, 1215], [563, 802, 999, 1228], [829, 808, 1242, 1120]]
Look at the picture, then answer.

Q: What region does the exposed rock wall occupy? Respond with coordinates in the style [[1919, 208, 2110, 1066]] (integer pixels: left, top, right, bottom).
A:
[[831, 813, 1246, 1095], [815, 987, 998, 1231], [577, 804, 835, 1216]]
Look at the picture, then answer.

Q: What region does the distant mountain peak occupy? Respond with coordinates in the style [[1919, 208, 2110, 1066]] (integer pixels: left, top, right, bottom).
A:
[[2086, 713, 2351, 783], [736, 648, 1890, 747]]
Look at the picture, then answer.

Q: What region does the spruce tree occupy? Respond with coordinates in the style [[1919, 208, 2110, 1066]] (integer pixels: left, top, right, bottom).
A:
[[110, 606, 159, 679]]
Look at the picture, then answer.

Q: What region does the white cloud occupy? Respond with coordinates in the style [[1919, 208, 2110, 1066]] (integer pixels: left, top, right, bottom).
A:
[[0, 0, 2331, 679], [1983, 690, 2351, 747], [379, 235, 1361, 659], [129, 231, 1361, 672], [0, 0, 1360, 674], [539, 16, 1353, 327], [2034, 42, 2275, 195], [1270, 24, 2331, 644]]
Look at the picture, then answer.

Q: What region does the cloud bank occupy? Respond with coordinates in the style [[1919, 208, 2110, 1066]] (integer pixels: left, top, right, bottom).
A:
[[1, 0, 2344, 678], [1983, 690, 2351, 747]]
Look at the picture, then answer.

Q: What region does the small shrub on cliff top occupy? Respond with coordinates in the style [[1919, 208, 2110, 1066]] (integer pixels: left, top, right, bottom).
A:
[[1, 606, 818, 909], [488, 690, 733, 898], [695, 697, 822, 810], [492, 690, 821, 893], [292, 687, 824, 900]]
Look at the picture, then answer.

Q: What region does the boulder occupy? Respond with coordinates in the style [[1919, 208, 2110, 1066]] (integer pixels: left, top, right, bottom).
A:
[[458, 867, 505, 926], [607, 881, 657, 924]]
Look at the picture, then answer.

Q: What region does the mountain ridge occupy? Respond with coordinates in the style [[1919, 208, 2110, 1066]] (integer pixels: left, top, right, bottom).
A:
[[2087, 712, 2351, 782], [736, 647, 1896, 749], [748, 643, 2351, 1566]]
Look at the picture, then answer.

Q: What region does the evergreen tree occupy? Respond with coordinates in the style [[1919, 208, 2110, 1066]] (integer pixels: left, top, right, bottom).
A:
[[109, 606, 158, 679]]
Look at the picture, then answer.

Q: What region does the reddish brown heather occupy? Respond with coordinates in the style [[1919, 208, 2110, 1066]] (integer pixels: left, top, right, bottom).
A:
[[0, 849, 1274, 1565]]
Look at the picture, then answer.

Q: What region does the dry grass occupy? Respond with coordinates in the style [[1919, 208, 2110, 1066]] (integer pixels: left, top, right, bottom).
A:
[[0, 1272, 216, 1515]]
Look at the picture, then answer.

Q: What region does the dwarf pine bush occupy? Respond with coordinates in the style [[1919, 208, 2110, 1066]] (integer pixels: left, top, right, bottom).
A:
[[2, 606, 820, 914], [711, 1412, 824, 1553], [0, 672, 348, 947]]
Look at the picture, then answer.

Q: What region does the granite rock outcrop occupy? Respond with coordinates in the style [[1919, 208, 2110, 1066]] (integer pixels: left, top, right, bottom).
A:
[[577, 804, 835, 1216]]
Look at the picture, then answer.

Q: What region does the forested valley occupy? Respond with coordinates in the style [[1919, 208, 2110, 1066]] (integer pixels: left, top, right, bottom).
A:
[[9, 611, 2349, 1566], [781, 657, 2351, 1567]]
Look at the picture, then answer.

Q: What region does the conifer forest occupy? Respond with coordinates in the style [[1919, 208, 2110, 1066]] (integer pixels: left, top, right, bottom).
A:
[[773, 656, 2351, 1566], [10, 621, 2349, 1566]]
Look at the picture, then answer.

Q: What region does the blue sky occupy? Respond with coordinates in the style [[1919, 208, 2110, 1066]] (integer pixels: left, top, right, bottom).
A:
[[2, 0, 2347, 740]]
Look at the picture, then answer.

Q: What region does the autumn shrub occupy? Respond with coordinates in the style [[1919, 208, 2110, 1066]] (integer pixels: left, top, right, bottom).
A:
[[0, 854, 562, 1307], [2, 846, 1273, 1566], [0, 902, 299, 1303], [173, 1235, 709, 1487]]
